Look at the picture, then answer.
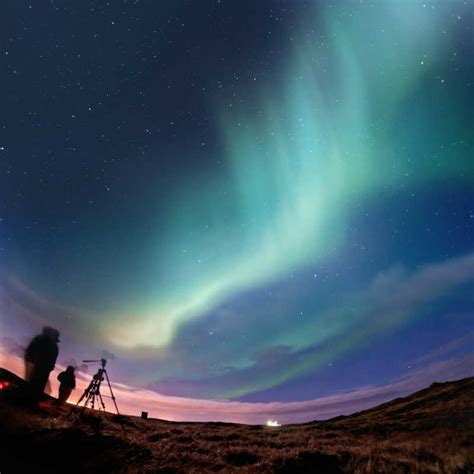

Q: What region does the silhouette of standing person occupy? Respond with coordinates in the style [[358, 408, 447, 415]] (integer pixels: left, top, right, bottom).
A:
[[24, 326, 60, 404], [57, 365, 76, 404]]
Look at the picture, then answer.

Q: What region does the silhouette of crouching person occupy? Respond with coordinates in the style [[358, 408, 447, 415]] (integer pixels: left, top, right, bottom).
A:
[[24, 326, 60, 405], [57, 366, 76, 403]]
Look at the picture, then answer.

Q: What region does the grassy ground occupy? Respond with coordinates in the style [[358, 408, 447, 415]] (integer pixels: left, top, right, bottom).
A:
[[0, 373, 472, 473]]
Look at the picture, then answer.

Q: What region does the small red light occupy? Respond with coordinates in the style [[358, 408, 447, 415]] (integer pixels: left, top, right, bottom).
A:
[[0, 381, 11, 390]]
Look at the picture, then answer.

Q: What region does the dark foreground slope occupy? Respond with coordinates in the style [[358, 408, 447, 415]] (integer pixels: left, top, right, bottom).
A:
[[0, 370, 472, 473]]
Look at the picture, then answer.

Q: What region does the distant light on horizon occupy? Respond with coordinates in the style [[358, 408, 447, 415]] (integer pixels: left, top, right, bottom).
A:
[[266, 420, 281, 427]]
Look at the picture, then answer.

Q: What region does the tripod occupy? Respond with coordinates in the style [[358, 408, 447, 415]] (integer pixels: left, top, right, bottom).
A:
[[76, 358, 121, 415]]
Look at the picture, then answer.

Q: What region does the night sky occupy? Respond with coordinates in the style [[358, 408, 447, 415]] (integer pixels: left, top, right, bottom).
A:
[[1, 0, 473, 422]]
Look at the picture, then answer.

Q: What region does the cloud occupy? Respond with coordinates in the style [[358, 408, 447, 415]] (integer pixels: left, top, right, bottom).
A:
[[2, 254, 473, 400], [0, 275, 98, 344], [145, 252, 474, 398], [411, 332, 474, 365], [1, 342, 472, 424], [372, 253, 474, 320]]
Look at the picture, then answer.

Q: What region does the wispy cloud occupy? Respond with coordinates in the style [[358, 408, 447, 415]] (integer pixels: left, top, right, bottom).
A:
[[0, 276, 98, 344], [145, 252, 474, 398], [2, 253, 473, 400], [1, 342, 472, 425], [411, 332, 474, 365]]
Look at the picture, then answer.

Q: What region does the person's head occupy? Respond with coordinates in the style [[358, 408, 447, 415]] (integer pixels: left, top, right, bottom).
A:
[[42, 326, 60, 343], [66, 365, 75, 374]]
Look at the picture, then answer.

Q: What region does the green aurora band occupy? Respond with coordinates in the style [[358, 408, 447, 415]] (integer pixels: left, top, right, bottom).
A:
[[98, 0, 473, 395]]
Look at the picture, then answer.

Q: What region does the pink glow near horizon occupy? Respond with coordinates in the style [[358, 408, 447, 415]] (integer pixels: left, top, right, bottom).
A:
[[1, 345, 472, 425]]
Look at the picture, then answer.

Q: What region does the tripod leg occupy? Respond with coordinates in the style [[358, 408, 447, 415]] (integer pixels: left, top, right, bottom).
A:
[[97, 390, 106, 411], [93, 374, 103, 410], [86, 379, 99, 410], [76, 379, 94, 406], [102, 369, 126, 433], [103, 369, 121, 416]]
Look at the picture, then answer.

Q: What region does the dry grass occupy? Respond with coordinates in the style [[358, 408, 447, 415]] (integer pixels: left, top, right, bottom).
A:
[[0, 375, 473, 473]]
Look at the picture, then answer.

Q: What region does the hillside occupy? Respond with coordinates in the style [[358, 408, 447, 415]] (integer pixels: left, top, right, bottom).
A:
[[0, 369, 472, 473]]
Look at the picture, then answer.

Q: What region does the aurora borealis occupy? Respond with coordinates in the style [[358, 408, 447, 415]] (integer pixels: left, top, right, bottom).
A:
[[1, 0, 473, 422]]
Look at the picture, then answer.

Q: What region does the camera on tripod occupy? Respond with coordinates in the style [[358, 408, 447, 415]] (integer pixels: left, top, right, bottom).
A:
[[84, 359, 106, 381], [83, 358, 107, 368]]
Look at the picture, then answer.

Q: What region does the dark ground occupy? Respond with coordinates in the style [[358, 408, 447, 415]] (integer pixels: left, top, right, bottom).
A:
[[0, 369, 473, 473]]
